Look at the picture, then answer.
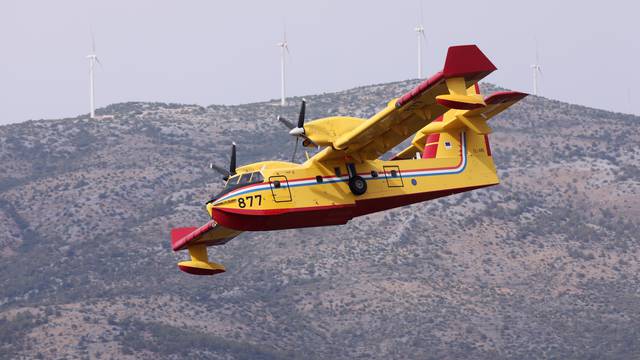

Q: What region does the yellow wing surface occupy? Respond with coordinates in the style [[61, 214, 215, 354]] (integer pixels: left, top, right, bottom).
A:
[[309, 45, 497, 163]]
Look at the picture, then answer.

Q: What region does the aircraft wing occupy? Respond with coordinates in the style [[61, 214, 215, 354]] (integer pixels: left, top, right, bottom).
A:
[[171, 220, 242, 251], [310, 45, 497, 163]]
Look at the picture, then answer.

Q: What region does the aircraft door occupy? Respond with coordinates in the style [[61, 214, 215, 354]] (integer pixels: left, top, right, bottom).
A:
[[269, 175, 292, 202], [383, 165, 404, 187]]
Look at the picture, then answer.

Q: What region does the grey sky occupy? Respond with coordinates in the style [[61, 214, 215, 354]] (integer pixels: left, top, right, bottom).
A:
[[1, 0, 638, 124]]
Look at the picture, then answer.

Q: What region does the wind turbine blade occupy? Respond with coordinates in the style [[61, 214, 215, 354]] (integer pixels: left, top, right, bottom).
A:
[[90, 29, 96, 54], [283, 20, 287, 42]]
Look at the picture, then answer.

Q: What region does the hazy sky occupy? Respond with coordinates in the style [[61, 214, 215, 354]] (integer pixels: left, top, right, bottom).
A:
[[1, 0, 638, 124]]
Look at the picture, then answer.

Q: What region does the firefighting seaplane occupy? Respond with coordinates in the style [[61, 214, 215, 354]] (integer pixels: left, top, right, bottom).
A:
[[170, 45, 527, 275]]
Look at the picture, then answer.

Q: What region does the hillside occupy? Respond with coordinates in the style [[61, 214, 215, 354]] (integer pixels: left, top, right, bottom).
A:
[[0, 80, 639, 359]]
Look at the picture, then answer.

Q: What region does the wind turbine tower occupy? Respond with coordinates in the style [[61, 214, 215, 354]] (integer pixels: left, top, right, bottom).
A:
[[87, 34, 101, 119], [531, 45, 542, 96], [414, 2, 426, 78], [276, 30, 289, 107], [415, 24, 425, 78]]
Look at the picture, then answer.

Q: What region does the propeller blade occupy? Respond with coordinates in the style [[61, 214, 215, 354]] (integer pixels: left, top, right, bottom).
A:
[[297, 99, 306, 128], [277, 115, 295, 130], [229, 142, 237, 175], [291, 136, 299, 162], [209, 163, 230, 177]]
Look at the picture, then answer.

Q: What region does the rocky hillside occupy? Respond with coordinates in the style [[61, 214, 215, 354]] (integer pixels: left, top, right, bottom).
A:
[[0, 80, 639, 359]]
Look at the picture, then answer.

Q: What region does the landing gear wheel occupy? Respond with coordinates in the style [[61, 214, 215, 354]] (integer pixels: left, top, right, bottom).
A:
[[348, 175, 367, 196]]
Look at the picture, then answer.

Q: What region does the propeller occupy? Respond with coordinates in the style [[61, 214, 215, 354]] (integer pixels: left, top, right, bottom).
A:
[[209, 142, 237, 181], [277, 99, 310, 162]]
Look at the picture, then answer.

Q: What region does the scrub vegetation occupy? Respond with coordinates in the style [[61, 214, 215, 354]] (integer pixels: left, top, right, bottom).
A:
[[0, 81, 639, 359]]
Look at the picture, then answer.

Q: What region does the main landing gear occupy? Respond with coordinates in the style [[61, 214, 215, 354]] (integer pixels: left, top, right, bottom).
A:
[[347, 163, 367, 196]]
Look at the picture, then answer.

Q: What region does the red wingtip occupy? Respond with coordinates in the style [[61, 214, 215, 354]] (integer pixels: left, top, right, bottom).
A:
[[171, 227, 197, 250], [443, 45, 497, 80], [484, 91, 528, 104], [170, 221, 216, 251]]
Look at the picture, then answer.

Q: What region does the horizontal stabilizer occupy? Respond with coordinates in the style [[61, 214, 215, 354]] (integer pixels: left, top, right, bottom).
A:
[[392, 90, 527, 159]]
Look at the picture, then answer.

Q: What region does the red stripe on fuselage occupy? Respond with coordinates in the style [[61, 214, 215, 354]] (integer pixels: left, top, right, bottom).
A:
[[212, 184, 492, 231]]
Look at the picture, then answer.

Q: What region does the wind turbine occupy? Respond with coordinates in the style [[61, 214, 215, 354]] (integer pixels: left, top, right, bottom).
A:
[[87, 32, 101, 119], [414, 1, 426, 78], [276, 28, 289, 107], [530, 43, 543, 96]]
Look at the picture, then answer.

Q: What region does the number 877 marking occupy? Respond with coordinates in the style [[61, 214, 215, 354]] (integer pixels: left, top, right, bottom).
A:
[[237, 194, 262, 208]]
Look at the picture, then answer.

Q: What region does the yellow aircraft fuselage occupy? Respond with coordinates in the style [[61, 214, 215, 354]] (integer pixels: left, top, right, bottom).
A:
[[207, 129, 496, 231], [171, 44, 527, 276]]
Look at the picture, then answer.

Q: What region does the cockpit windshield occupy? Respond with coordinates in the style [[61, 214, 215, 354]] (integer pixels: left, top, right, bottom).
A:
[[223, 171, 264, 189]]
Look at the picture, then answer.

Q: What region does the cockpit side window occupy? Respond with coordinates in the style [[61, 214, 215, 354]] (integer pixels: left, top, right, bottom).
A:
[[252, 172, 264, 183], [238, 173, 252, 184]]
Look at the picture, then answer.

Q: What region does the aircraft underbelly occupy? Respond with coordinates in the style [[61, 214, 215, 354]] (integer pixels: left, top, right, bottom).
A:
[[211, 183, 494, 231]]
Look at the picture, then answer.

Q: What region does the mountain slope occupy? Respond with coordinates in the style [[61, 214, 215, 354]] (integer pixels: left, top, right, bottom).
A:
[[0, 81, 639, 359]]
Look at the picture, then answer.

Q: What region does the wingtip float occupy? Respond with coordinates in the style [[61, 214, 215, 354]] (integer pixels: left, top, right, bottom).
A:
[[171, 44, 528, 276]]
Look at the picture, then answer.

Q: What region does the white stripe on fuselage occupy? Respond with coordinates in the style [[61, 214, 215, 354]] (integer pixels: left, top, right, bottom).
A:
[[212, 132, 467, 205]]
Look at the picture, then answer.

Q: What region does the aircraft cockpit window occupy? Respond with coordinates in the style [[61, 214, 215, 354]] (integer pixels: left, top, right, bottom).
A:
[[238, 173, 252, 184], [252, 172, 264, 183], [224, 175, 239, 188], [220, 172, 263, 194]]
